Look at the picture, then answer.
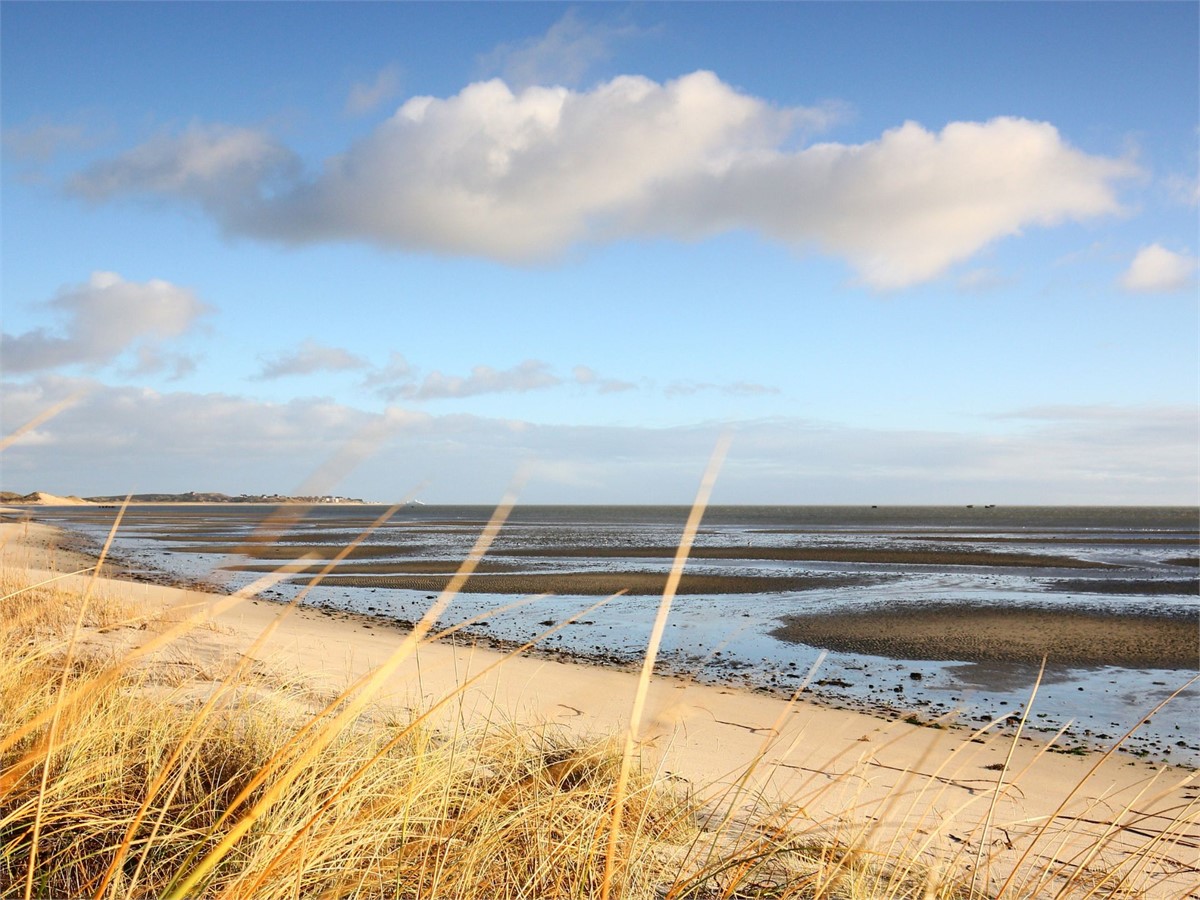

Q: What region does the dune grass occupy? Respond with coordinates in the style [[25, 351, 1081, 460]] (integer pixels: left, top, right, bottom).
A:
[[0, 563, 992, 900], [1, 506, 1196, 899]]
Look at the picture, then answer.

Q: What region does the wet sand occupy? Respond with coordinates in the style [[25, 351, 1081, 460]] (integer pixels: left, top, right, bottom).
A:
[[505, 544, 1114, 568], [163, 536, 1116, 568], [170, 543, 423, 559], [1045, 578, 1199, 595], [301, 572, 872, 595], [751, 531, 1199, 546], [221, 560, 529, 575], [772, 603, 1200, 669]]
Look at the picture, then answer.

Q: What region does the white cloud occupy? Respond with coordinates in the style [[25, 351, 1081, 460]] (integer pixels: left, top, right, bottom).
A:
[[359, 352, 415, 391], [128, 346, 199, 381], [70, 74, 1135, 288], [479, 9, 644, 89], [572, 365, 635, 393], [955, 267, 1014, 293], [5, 378, 1194, 504], [367, 358, 637, 401], [345, 65, 402, 116], [639, 116, 1133, 288], [405, 359, 561, 400], [1, 272, 211, 373], [253, 71, 788, 260], [0, 376, 403, 496], [3, 118, 100, 162], [256, 340, 371, 379], [1162, 172, 1199, 207], [71, 123, 297, 213], [665, 380, 779, 397], [1119, 243, 1198, 293]]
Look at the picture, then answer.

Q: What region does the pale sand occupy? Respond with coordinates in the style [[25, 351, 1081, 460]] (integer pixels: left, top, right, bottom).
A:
[[3, 521, 1198, 896]]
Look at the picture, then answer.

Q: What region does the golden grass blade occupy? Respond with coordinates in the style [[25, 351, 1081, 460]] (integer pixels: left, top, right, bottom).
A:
[[1047, 771, 1162, 899], [1093, 789, 1200, 899], [23, 495, 129, 900], [601, 432, 731, 900], [92, 502, 404, 897], [0, 567, 294, 762], [0, 566, 105, 641], [883, 715, 1072, 897], [238, 591, 628, 896], [992, 672, 1200, 899], [181, 502, 511, 850], [164, 488, 519, 900], [105, 505, 405, 895], [1, 566, 100, 602], [696, 652, 828, 844], [425, 592, 550, 644], [971, 655, 1046, 896], [660, 654, 831, 900], [0, 392, 85, 453]]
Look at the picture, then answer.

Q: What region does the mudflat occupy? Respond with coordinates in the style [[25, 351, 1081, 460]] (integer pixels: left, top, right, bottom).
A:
[[772, 603, 1199, 668], [505, 544, 1115, 568], [300, 571, 871, 594]]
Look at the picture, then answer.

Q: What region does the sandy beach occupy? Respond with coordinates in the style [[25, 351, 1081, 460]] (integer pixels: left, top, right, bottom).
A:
[[2, 518, 1198, 897]]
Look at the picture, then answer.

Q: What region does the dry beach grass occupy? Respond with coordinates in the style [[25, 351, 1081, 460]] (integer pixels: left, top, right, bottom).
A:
[[1, 508, 1198, 899]]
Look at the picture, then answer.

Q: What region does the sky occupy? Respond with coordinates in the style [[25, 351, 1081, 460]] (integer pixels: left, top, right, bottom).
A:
[[2, 1, 1197, 505]]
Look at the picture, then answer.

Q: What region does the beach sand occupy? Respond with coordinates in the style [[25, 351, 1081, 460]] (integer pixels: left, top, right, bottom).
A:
[[3, 520, 1198, 896]]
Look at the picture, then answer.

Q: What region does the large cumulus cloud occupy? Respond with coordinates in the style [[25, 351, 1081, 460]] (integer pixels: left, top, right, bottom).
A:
[[70, 72, 1136, 288]]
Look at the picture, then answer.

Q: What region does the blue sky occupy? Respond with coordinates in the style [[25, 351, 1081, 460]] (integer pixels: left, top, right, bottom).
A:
[[2, 2, 1197, 504]]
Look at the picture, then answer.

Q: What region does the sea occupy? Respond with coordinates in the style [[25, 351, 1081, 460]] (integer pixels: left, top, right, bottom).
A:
[[27, 504, 1200, 764]]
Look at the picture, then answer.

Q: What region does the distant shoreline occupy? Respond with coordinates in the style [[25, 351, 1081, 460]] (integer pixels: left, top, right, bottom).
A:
[[4, 490, 1200, 509], [0, 492, 370, 507]]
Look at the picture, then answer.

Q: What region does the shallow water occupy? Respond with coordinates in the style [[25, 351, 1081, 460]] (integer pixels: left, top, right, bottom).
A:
[[26, 504, 1200, 764]]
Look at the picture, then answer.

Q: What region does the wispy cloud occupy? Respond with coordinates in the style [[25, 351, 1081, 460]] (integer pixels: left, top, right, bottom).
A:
[[398, 359, 561, 401], [1119, 243, 1197, 293], [366, 357, 638, 401], [128, 346, 199, 381], [68, 73, 1135, 289], [572, 365, 635, 393], [3, 114, 111, 162], [70, 123, 298, 212], [345, 64, 402, 116], [1, 272, 211, 373], [665, 380, 779, 398], [955, 267, 1014, 293], [1162, 173, 1199, 207], [478, 9, 645, 88], [256, 340, 371, 379], [360, 351, 415, 389]]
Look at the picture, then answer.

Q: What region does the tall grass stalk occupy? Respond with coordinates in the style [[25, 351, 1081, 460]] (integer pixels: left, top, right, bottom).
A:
[[92, 503, 408, 897], [602, 433, 730, 900], [24, 494, 130, 900]]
